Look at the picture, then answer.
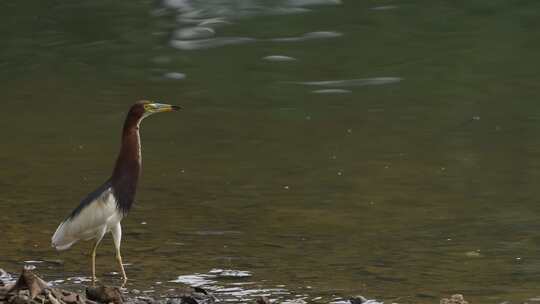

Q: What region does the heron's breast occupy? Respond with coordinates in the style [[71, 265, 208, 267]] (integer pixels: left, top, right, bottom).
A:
[[103, 192, 124, 229]]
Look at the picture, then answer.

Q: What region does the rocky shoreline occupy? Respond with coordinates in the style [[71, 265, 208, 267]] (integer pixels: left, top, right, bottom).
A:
[[0, 267, 468, 304], [0, 267, 217, 304]]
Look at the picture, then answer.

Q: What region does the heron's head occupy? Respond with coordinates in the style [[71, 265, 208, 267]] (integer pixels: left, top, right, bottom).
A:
[[129, 100, 181, 121]]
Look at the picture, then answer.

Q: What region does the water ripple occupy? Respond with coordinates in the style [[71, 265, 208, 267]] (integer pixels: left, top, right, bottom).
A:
[[370, 5, 398, 11], [173, 27, 215, 40], [168, 268, 382, 303], [170, 273, 218, 286], [170, 37, 256, 50], [288, 0, 342, 6], [263, 55, 297, 62], [169, 30, 342, 50], [312, 89, 352, 94], [0, 268, 14, 284], [270, 31, 342, 42], [164, 0, 340, 20], [164, 72, 187, 80], [209, 269, 252, 277], [295, 77, 402, 87]]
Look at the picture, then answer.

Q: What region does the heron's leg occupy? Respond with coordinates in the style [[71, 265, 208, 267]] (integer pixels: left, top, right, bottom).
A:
[[89, 229, 106, 286], [111, 222, 127, 287], [90, 239, 100, 286]]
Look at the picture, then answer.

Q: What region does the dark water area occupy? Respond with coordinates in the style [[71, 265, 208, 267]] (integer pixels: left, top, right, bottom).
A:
[[2, 0, 540, 303]]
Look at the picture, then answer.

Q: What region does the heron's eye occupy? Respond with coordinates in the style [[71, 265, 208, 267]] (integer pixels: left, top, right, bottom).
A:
[[143, 104, 153, 112]]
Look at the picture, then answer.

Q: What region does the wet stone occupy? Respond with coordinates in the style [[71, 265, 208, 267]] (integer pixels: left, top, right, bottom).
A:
[[180, 296, 198, 304], [86, 286, 123, 304], [8, 294, 30, 304], [165, 299, 182, 304]]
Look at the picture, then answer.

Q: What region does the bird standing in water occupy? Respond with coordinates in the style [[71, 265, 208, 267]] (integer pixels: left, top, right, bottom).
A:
[[51, 100, 180, 286]]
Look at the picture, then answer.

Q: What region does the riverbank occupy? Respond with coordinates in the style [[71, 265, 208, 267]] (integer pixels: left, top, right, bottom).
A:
[[0, 267, 217, 304], [0, 267, 470, 304]]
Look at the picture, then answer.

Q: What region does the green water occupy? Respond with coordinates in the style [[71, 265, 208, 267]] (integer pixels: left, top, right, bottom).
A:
[[2, 0, 540, 302]]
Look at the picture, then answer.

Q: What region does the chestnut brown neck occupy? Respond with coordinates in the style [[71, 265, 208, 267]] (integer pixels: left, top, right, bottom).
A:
[[111, 113, 142, 214]]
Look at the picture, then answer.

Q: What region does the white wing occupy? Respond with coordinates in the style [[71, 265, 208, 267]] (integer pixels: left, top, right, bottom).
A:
[[51, 185, 121, 250]]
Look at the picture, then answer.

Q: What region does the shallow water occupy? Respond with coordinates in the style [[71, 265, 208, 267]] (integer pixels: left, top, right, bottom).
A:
[[2, 0, 540, 303]]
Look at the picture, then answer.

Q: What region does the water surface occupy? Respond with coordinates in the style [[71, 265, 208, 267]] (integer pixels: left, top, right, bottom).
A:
[[2, 1, 540, 303]]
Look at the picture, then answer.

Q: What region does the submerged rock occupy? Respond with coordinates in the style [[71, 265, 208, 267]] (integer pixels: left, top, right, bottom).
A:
[[86, 286, 123, 304]]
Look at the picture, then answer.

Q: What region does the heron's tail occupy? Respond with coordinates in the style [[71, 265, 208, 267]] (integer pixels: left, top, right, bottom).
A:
[[51, 221, 77, 251]]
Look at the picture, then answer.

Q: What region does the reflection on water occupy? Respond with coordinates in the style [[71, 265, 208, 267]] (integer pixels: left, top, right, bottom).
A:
[[171, 37, 256, 50], [165, 0, 342, 51], [262, 55, 296, 62], [162, 0, 341, 19], [4, 0, 540, 303], [0, 269, 14, 285], [293, 78, 402, 88], [173, 27, 215, 40], [370, 5, 398, 11], [312, 89, 351, 94], [268, 31, 342, 42], [163, 72, 187, 80], [294, 77, 401, 94], [170, 268, 377, 304], [169, 31, 342, 50]]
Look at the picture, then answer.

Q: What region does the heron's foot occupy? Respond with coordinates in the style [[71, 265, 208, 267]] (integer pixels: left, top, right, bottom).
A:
[[91, 276, 99, 286], [120, 276, 128, 288]]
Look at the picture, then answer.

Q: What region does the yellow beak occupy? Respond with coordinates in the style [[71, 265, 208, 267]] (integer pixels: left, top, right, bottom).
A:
[[148, 103, 181, 113]]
